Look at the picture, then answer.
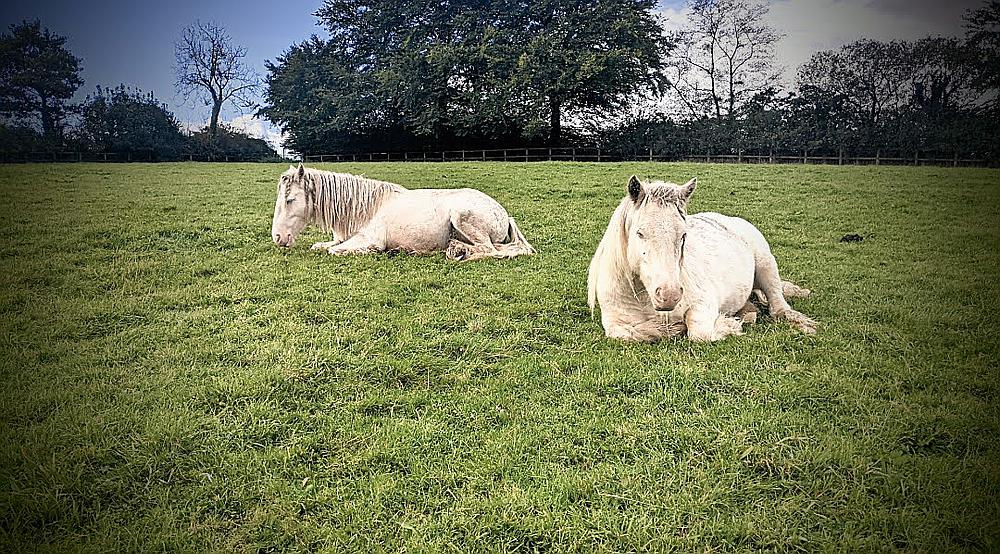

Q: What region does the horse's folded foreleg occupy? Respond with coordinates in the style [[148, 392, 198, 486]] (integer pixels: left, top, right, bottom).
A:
[[686, 305, 743, 342], [310, 238, 344, 250], [324, 234, 383, 256]]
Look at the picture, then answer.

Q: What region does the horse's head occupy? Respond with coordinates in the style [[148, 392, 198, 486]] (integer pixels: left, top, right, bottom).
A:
[[623, 175, 697, 312], [271, 163, 309, 247]]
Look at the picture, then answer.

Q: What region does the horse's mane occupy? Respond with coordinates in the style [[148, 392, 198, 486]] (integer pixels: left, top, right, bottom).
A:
[[588, 198, 633, 313], [295, 168, 406, 237], [587, 181, 688, 314]]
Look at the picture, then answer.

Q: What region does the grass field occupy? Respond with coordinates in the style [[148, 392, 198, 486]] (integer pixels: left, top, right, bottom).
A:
[[1, 161, 999, 552]]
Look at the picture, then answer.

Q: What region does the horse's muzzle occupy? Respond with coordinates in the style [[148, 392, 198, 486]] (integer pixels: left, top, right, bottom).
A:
[[652, 286, 682, 311], [273, 233, 294, 248]]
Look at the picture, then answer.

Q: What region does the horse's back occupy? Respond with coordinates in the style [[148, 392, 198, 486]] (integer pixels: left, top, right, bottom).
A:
[[695, 212, 772, 258], [379, 187, 511, 249]]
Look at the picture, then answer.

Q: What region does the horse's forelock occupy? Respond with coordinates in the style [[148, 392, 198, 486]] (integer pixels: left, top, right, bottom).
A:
[[643, 182, 688, 208]]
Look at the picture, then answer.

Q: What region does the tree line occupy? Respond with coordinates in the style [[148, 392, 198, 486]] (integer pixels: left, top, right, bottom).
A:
[[0, 20, 277, 160], [3, 1, 997, 163], [263, 0, 1000, 162]]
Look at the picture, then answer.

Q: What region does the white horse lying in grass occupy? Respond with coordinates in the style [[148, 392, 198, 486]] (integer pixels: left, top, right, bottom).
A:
[[588, 175, 816, 342], [271, 164, 535, 261]]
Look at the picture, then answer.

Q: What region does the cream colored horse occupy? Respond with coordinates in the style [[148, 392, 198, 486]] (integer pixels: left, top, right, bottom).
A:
[[271, 164, 535, 260], [588, 175, 816, 342]]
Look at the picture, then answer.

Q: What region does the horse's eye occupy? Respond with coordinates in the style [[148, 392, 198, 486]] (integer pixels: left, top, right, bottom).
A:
[[285, 197, 296, 204], [636, 231, 645, 239]]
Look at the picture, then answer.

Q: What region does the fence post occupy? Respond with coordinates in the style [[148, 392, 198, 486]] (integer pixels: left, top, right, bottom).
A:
[[875, 149, 880, 166], [597, 148, 602, 162], [524, 148, 528, 161], [769, 148, 774, 164], [482, 150, 485, 161], [914, 150, 919, 166], [802, 149, 807, 164], [838, 147, 843, 165], [649, 147, 653, 162], [953, 151, 959, 167], [572, 148, 576, 162]]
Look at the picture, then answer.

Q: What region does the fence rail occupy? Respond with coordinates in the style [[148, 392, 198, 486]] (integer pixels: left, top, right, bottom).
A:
[[1, 147, 990, 167], [304, 147, 989, 167], [305, 147, 610, 163], [0, 151, 275, 163]]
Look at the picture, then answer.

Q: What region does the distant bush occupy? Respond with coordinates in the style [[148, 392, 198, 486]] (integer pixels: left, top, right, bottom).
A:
[[184, 124, 277, 161], [75, 85, 188, 160], [0, 124, 48, 153]]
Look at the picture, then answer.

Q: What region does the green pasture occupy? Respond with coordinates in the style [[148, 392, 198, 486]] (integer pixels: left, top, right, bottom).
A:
[[1, 161, 998, 552]]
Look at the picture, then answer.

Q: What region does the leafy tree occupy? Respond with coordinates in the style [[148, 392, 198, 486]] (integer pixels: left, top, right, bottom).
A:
[[265, 0, 668, 151], [783, 84, 851, 155], [964, 0, 1000, 110], [0, 123, 45, 153], [76, 85, 187, 157], [175, 21, 261, 137], [262, 37, 418, 155], [511, 0, 668, 144], [797, 39, 911, 148], [0, 20, 83, 142]]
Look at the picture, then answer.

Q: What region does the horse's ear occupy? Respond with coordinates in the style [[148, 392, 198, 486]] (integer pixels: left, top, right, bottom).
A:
[[627, 175, 643, 203], [297, 163, 305, 179], [680, 177, 697, 202]]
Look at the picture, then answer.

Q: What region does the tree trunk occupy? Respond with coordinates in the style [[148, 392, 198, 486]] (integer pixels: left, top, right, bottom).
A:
[[39, 94, 55, 140], [549, 98, 561, 146], [209, 101, 222, 137]]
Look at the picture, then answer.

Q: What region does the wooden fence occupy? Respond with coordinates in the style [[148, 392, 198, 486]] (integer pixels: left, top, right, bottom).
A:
[[1, 147, 989, 167], [304, 147, 988, 167], [0, 151, 274, 163], [304, 147, 610, 163]]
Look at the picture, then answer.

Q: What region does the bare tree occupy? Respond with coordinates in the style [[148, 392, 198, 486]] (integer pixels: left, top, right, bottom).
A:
[[663, 0, 781, 120], [174, 21, 260, 136]]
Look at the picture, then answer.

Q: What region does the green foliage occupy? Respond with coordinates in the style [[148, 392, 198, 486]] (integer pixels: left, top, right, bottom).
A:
[[0, 123, 47, 153], [605, 34, 1000, 161], [264, 0, 669, 153], [964, 0, 1000, 108], [262, 37, 419, 155], [1, 162, 999, 551], [0, 20, 83, 141], [76, 85, 188, 158], [185, 124, 278, 161]]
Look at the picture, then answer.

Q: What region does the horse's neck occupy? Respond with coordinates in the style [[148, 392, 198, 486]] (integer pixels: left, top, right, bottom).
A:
[[316, 174, 402, 237]]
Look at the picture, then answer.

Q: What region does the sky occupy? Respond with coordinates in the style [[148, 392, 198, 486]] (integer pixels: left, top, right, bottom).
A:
[[1, 0, 989, 149]]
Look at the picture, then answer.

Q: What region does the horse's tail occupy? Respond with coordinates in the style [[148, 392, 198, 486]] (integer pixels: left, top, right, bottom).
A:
[[496, 217, 536, 258]]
